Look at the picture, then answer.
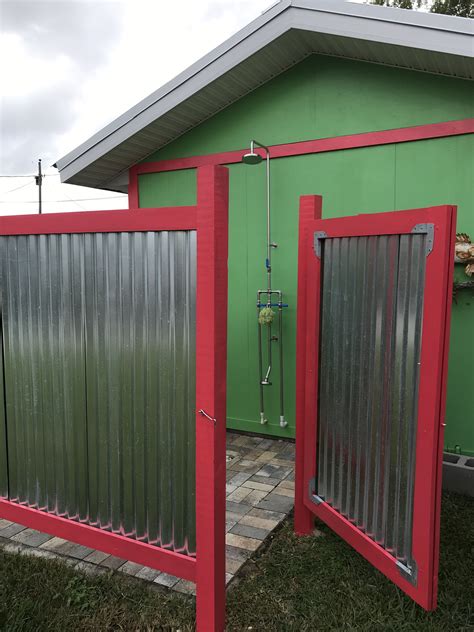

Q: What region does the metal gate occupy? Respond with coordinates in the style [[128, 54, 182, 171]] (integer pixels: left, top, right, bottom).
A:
[[0, 165, 229, 632], [294, 196, 456, 611]]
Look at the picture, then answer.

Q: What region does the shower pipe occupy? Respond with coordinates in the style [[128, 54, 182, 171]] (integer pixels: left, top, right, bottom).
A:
[[242, 141, 288, 428]]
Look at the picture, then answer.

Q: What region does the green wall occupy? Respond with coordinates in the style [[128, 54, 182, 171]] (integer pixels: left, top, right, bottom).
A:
[[138, 55, 474, 455]]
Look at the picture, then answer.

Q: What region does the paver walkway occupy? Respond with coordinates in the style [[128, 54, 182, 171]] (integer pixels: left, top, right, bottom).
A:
[[0, 432, 295, 595]]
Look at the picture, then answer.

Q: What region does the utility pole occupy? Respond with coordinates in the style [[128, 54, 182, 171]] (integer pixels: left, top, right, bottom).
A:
[[35, 158, 43, 214]]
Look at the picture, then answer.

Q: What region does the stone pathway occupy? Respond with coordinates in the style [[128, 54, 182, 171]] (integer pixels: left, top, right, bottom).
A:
[[0, 432, 295, 595]]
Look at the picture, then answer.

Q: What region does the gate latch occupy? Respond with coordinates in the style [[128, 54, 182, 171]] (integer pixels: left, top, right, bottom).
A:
[[198, 409, 217, 425]]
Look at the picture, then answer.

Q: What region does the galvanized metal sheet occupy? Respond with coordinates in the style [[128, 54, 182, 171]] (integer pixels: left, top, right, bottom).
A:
[[0, 234, 88, 519], [0, 315, 7, 499], [316, 233, 426, 568], [83, 231, 197, 555], [0, 231, 197, 555]]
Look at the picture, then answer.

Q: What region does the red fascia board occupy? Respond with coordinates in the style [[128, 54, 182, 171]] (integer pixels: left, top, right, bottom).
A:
[[0, 206, 197, 236], [131, 118, 474, 177], [0, 500, 196, 581]]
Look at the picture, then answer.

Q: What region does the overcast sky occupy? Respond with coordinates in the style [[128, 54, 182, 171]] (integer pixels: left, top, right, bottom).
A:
[[0, 0, 278, 214]]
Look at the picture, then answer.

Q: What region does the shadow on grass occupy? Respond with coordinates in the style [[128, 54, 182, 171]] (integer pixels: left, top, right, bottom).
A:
[[0, 492, 472, 631]]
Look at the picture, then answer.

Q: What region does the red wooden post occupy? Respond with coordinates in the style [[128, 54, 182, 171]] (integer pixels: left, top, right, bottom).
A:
[[128, 165, 139, 207], [195, 165, 229, 632], [294, 195, 322, 535], [431, 207, 456, 608]]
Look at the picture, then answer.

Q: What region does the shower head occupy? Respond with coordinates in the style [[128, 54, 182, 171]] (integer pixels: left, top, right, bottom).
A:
[[242, 139, 269, 165], [242, 151, 263, 165]]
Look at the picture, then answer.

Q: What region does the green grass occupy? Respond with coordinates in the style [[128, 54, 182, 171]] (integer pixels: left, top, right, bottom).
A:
[[1, 492, 473, 631]]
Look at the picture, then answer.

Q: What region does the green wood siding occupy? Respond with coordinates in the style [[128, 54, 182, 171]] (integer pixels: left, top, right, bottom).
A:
[[138, 55, 474, 455], [145, 56, 473, 163]]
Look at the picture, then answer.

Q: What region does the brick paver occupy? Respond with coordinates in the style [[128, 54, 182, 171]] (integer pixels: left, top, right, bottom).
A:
[[0, 432, 295, 596]]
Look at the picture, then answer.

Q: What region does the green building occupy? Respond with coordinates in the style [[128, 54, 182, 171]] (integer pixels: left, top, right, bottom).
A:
[[56, 0, 474, 456]]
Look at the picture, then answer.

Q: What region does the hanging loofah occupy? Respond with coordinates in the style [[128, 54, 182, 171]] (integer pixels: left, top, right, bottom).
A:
[[258, 306, 275, 325]]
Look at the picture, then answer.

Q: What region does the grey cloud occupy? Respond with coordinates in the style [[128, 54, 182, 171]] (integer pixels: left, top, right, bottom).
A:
[[1, 83, 79, 173], [203, 0, 269, 21], [1, 1, 123, 68], [0, 0, 125, 173]]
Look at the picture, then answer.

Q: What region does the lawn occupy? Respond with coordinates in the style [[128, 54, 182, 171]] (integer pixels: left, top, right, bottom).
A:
[[0, 492, 472, 631]]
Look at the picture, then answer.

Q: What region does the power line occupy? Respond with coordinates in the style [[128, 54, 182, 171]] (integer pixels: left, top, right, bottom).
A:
[[60, 189, 88, 212], [2, 180, 35, 195], [0, 173, 59, 178], [0, 195, 126, 204]]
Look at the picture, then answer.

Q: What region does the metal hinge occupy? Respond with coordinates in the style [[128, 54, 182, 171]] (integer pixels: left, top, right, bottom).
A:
[[411, 223, 434, 256], [313, 231, 327, 258]]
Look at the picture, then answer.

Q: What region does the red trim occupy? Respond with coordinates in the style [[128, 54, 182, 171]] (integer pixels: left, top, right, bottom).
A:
[[0, 500, 195, 581], [128, 169, 139, 207], [0, 207, 197, 236], [195, 165, 229, 632], [431, 206, 456, 607], [296, 203, 455, 611], [294, 195, 322, 536], [301, 207, 453, 238], [410, 205, 456, 610], [301, 497, 424, 604], [130, 118, 474, 181]]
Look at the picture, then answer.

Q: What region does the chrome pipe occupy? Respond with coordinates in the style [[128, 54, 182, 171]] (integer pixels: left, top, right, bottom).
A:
[[257, 296, 267, 424], [266, 147, 271, 292], [278, 299, 287, 428], [244, 140, 273, 291], [262, 327, 272, 386]]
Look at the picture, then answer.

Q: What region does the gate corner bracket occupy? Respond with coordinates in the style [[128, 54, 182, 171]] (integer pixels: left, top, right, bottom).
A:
[[396, 559, 418, 586], [411, 223, 434, 256], [313, 232, 327, 258]]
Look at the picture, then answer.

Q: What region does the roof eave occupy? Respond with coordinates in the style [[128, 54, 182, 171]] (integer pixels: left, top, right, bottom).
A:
[[56, 0, 474, 190]]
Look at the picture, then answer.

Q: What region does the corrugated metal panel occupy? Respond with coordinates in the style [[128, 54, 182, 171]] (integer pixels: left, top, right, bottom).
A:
[[0, 231, 196, 555], [0, 234, 88, 519], [0, 314, 7, 499], [317, 233, 426, 566], [84, 231, 196, 555]]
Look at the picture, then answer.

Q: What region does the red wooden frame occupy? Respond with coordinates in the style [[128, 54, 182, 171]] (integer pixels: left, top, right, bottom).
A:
[[294, 201, 456, 611], [128, 118, 473, 207], [294, 195, 323, 536], [0, 165, 229, 632]]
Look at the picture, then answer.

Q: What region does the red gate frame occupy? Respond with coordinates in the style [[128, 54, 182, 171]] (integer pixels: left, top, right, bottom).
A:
[[0, 165, 229, 632], [294, 198, 456, 611]]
